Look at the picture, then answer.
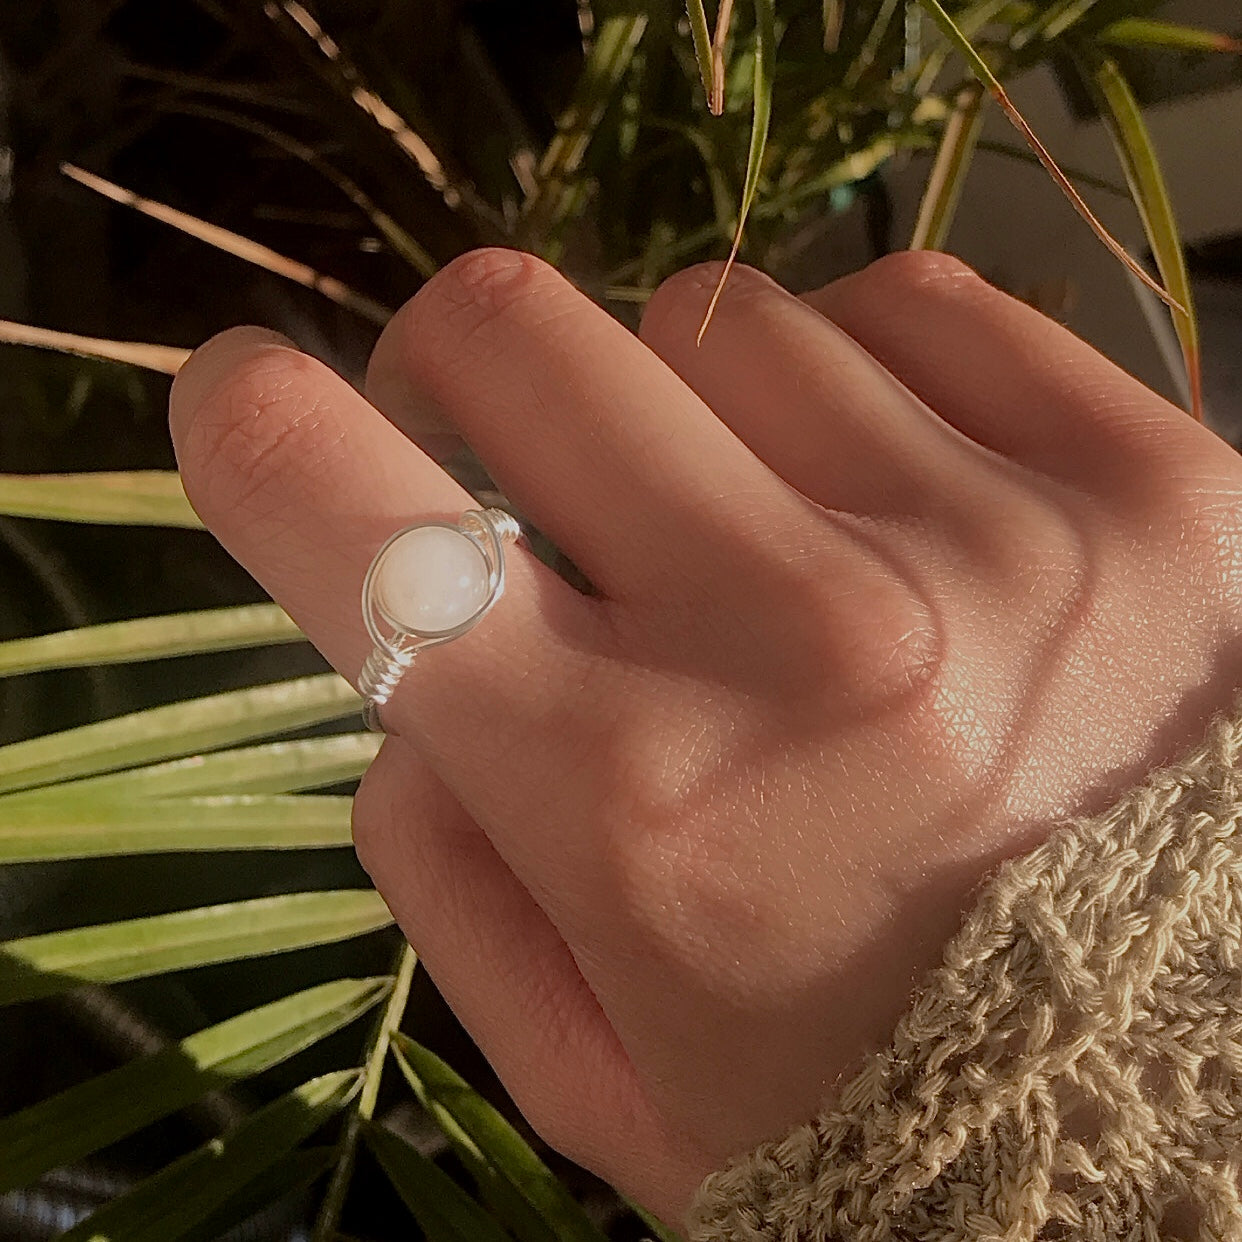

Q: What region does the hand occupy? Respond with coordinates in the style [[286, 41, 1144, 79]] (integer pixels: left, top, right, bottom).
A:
[[169, 249, 1242, 1227]]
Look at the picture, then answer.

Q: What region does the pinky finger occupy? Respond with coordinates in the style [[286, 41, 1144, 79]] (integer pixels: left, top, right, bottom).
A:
[[351, 739, 695, 1211]]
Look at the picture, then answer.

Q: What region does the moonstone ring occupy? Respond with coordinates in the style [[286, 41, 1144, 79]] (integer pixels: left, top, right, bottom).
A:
[[357, 508, 521, 733]]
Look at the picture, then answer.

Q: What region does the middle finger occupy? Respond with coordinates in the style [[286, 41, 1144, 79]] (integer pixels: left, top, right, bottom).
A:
[[365, 248, 819, 604]]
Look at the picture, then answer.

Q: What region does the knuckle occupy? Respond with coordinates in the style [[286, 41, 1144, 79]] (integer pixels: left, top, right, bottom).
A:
[[863, 249, 987, 301], [770, 535, 944, 714], [413, 246, 561, 336], [594, 704, 700, 843], [640, 261, 774, 342], [393, 248, 577, 398]]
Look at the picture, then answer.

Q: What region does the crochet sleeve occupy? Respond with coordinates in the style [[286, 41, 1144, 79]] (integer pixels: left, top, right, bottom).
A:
[[687, 703, 1242, 1242]]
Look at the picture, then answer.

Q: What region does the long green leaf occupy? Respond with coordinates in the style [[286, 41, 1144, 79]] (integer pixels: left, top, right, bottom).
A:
[[1082, 51, 1201, 419], [364, 1122, 513, 1242], [0, 977, 389, 1192], [392, 1032, 606, 1242], [59, 1071, 360, 1242], [912, 0, 1182, 314], [0, 605, 303, 678], [696, 0, 776, 344], [685, 0, 715, 101], [911, 82, 985, 249], [521, 15, 649, 252], [0, 890, 394, 1005], [0, 733, 380, 803], [391, 1031, 557, 1242], [0, 471, 200, 526], [0, 794, 354, 863], [0, 673, 359, 795], [1098, 16, 1242, 52]]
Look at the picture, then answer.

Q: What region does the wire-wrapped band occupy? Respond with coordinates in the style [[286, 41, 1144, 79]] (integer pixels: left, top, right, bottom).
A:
[[357, 507, 520, 733]]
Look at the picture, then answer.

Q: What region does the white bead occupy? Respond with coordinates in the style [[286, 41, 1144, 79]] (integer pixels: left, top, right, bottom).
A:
[[374, 525, 492, 636]]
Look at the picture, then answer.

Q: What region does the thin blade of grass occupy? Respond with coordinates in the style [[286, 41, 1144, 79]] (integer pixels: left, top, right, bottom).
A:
[[0, 673, 359, 795], [59, 1071, 360, 1242], [260, 0, 501, 234], [1098, 16, 1242, 54], [909, 0, 1011, 94], [521, 15, 649, 250], [697, 0, 776, 345], [62, 164, 392, 326], [310, 945, 417, 1242], [0, 320, 189, 374], [364, 1122, 514, 1242], [1042, 0, 1102, 41], [0, 734, 380, 803], [843, 0, 901, 91], [0, 471, 199, 527], [391, 1032, 606, 1242], [685, 1, 715, 103], [976, 139, 1128, 195], [911, 0, 1184, 314], [1010, 0, 1100, 46], [0, 604, 303, 678], [0, 977, 390, 1193], [911, 82, 986, 249], [175, 103, 439, 277], [0, 890, 394, 1006], [0, 794, 354, 863], [1081, 50, 1201, 419]]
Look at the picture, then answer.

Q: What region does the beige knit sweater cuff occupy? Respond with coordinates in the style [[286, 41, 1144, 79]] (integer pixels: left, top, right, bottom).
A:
[[687, 704, 1242, 1241]]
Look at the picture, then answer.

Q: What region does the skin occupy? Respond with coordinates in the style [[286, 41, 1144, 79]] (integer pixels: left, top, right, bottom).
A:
[[168, 249, 1242, 1228]]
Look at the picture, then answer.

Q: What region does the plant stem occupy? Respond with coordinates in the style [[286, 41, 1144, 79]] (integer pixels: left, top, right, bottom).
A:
[[710, 0, 736, 114], [310, 942, 418, 1242], [910, 81, 985, 249]]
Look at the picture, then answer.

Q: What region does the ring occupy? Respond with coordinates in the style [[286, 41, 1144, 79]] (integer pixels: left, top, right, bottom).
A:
[[358, 507, 521, 733]]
